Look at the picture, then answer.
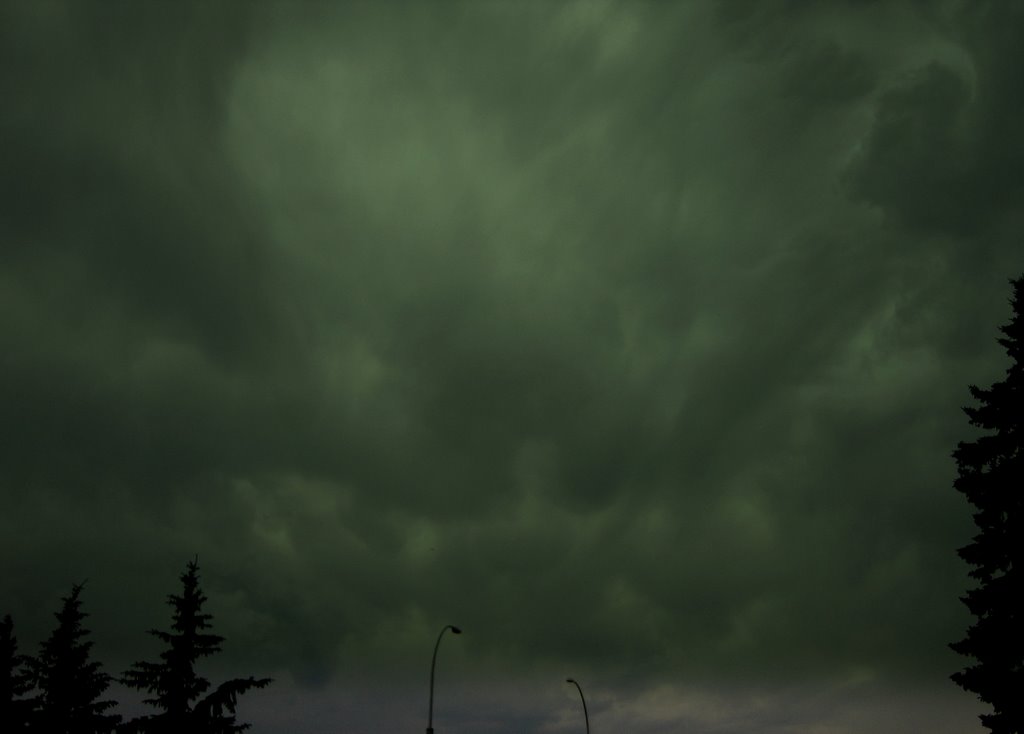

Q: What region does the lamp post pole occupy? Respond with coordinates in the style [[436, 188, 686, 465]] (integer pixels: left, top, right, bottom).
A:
[[426, 624, 461, 734], [566, 678, 590, 734]]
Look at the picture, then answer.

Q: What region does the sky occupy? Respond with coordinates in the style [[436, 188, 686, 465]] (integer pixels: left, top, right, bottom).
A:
[[1, 1, 1023, 732]]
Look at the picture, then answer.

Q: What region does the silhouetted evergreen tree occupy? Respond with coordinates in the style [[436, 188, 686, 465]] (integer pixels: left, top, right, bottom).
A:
[[33, 584, 121, 734], [951, 275, 1024, 734], [1, 614, 37, 731], [121, 558, 271, 734]]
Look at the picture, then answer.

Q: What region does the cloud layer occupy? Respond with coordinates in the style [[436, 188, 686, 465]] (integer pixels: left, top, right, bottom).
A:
[[2, 4, 1021, 729]]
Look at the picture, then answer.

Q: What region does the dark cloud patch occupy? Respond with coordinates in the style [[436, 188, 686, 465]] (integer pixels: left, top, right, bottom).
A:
[[844, 4, 1024, 238], [844, 63, 976, 235], [0, 0, 279, 360], [0, 1, 310, 497], [779, 40, 877, 107]]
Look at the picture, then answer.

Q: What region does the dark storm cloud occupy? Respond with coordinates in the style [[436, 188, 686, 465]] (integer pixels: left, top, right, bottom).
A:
[[844, 3, 1024, 238], [1, 4, 1021, 718], [0, 1, 293, 491], [0, 0, 313, 664]]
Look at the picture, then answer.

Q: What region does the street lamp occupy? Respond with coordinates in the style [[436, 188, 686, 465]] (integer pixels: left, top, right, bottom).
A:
[[426, 624, 462, 734], [566, 678, 590, 734]]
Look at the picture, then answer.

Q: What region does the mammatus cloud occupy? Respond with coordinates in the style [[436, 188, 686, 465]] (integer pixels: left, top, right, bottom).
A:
[[2, 1, 1022, 731]]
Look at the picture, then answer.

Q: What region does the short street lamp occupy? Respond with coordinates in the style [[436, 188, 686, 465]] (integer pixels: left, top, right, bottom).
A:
[[426, 624, 462, 734], [566, 678, 590, 734]]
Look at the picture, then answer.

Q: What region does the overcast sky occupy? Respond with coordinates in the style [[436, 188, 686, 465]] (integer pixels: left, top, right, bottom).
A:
[[2, 1, 1022, 732]]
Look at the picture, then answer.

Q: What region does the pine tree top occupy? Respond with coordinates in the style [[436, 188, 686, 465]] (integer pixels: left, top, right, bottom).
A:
[[121, 557, 272, 732], [151, 558, 224, 656], [34, 584, 121, 732]]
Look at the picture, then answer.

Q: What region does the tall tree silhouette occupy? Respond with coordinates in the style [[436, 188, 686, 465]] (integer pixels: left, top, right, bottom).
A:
[[121, 558, 271, 734], [1, 614, 36, 731], [33, 584, 121, 733], [951, 274, 1024, 734]]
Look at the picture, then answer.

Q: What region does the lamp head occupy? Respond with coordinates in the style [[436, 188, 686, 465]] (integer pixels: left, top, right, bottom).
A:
[[450, 626, 462, 634]]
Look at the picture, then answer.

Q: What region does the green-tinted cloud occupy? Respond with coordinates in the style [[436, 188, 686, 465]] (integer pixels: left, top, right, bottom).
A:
[[1, 3, 1021, 709]]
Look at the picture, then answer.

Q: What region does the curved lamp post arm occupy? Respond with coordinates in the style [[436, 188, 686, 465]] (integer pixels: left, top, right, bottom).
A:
[[566, 678, 590, 734], [427, 624, 461, 734]]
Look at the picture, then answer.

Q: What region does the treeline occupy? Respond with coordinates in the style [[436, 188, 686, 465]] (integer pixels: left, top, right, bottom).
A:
[[1, 558, 271, 733]]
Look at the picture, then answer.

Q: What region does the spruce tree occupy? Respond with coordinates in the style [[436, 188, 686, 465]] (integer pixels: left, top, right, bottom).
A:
[[951, 275, 1024, 734], [121, 558, 271, 734], [1, 614, 37, 731], [33, 584, 121, 734]]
